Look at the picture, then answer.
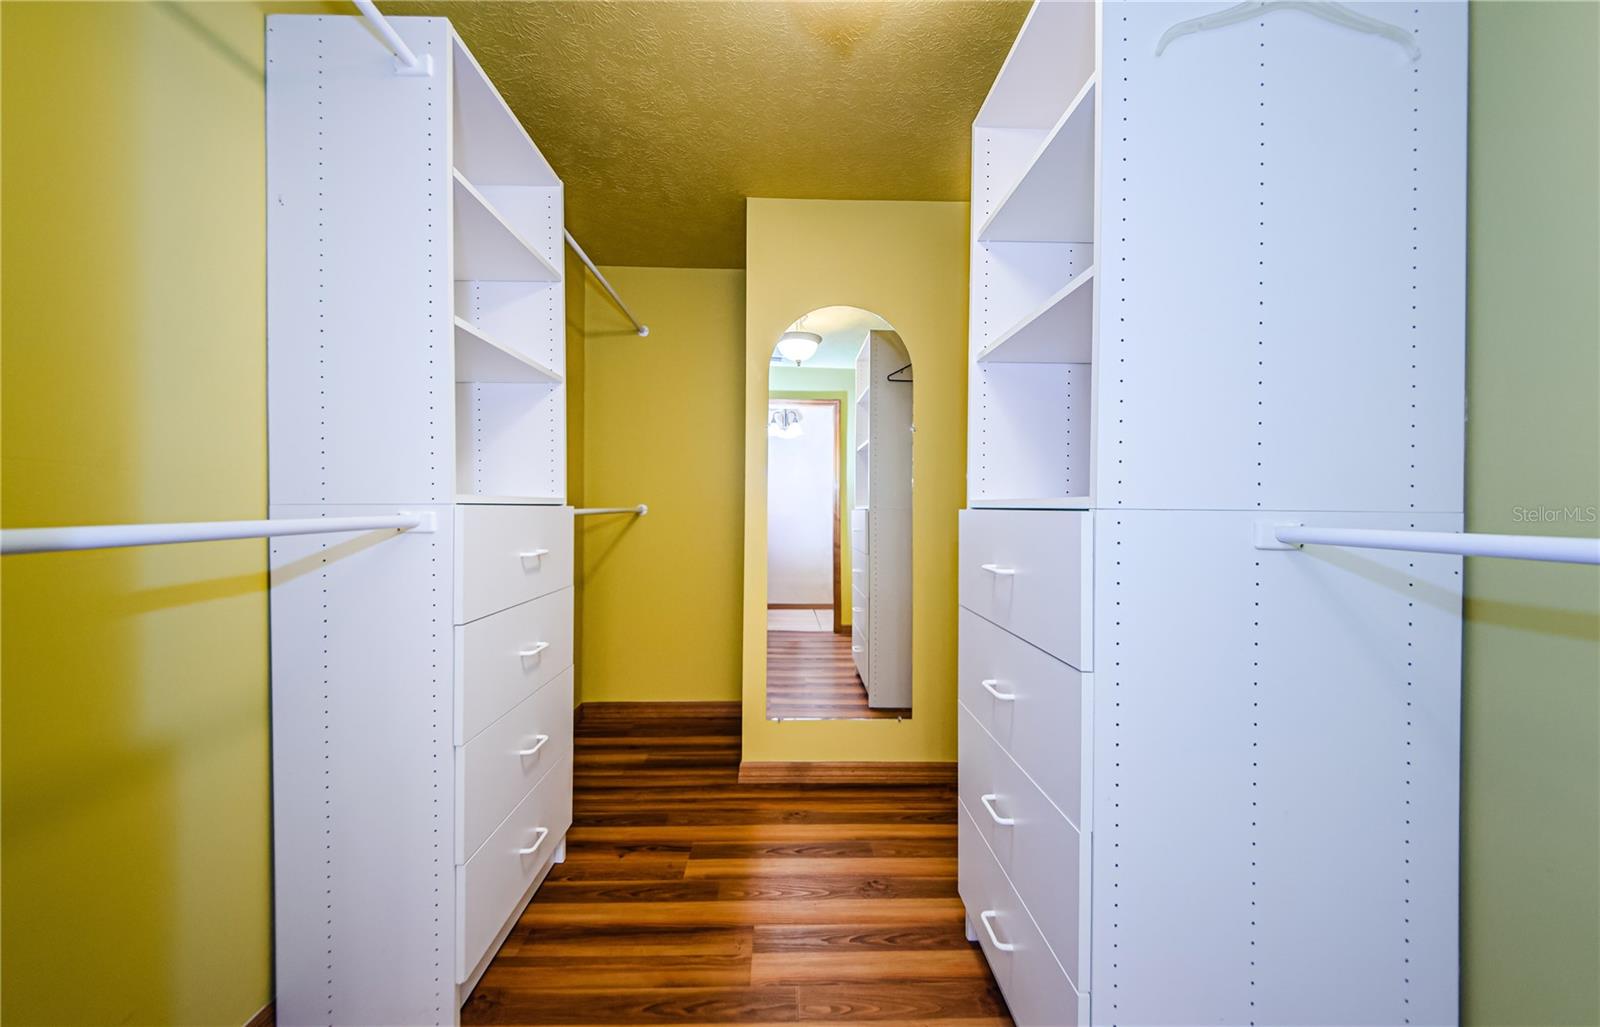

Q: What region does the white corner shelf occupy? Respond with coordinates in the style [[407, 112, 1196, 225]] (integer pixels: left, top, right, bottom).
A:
[[450, 35, 559, 187], [454, 317, 562, 384], [977, 265, 1096, 364], [970, 496, 1093, 511], [452, 170, 561, 283], [978, 75, 1097, 244], [454, 494, 565, 506], [856, 439, 871, 452]]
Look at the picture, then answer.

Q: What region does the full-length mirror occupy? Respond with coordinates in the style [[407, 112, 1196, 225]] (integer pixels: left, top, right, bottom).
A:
[[766, 307, 912, 721]]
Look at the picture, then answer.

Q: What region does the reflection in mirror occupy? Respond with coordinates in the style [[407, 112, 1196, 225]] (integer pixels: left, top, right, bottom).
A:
[[766, 307, 912, 721]]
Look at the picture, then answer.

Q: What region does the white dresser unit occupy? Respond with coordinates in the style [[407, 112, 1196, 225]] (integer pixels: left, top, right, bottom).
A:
[[959, 3, 1467, 1025], [851, 330, 913, 708], [266, 16, 574, 1025]]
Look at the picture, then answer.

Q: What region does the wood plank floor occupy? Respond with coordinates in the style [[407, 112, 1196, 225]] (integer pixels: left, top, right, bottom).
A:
[[765, 630, 911, 721], [463, 704, 1010, 1026]]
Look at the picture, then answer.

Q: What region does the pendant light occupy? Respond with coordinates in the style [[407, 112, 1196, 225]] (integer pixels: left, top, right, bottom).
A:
[[776, 314, 822, 366]]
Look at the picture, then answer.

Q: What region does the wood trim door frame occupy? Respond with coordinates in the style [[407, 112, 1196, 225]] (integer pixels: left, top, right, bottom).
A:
[[766, 396, 844, 633]]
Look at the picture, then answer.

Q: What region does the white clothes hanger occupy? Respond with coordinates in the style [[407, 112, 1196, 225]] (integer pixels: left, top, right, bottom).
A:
[[1156, 1, 1421, 61]]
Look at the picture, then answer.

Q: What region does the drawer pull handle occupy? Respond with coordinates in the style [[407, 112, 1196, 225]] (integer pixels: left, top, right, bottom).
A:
[[516, 734, 550, 758], [980, 678, 1017, 702], [979, 909, 1017, 953], [518, 548, 550, 563], [980, 793, 1016, 827], [980, 563, 1017, 577], [517, 642, 550, 660], [516, 826, 550, 857]]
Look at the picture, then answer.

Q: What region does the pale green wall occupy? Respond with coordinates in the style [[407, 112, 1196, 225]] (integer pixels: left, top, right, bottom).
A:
[[1463, 3, 1600, 1025]]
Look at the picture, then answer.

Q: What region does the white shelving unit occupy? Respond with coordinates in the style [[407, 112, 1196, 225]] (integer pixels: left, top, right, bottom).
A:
[[267, 16, 575, 1026], [977, 75, 1097, 244], [959, 3, 1468, 1026], [976, 265, 1095, 364], [850, 331, 912, 710], [454, 317, 563, 384]]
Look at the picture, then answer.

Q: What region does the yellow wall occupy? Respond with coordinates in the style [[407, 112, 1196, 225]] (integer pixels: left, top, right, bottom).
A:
[[578, 266, 747, 702], [1461, 3, 1600, 1023], [742, 198, 968, 763], [0, 3, 332, 1023]]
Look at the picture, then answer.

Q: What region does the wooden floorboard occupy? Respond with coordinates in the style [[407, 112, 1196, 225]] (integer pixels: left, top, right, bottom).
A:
[[765, 630, 911, 720], [463, 705, 1010, 1026]]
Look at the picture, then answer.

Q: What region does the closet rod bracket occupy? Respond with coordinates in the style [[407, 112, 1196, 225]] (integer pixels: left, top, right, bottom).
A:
[[1253, 520, 1302, 550], [392, 52, 434, 78], [399, 510, 438, 533]]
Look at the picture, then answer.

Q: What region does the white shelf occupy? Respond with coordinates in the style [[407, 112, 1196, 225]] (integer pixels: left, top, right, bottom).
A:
[[454, 494, 565, 506], [452, 170, 561, 283], [977, 266, 1096, 364], [857, 385, 871, 403], [979, 76, 1097, 244], [970, 496, 1093, 510], [974, 1, 1096, 130], [856, 440, 870, 452], [451, 35, 559, 187], [454, 317, 562, 384]]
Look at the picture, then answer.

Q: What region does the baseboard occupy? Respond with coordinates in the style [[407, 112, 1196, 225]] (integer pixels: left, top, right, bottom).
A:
[[737, 760, 957, 785], [244, 1002, 274, 1027], [577, 700, 741, 723], [768, 603, 830, 610]]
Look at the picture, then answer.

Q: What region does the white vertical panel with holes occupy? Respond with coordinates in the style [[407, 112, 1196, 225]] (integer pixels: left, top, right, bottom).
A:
[[267, 15, 574, 1025], [958, 3, 1466, 1025], [854, 331, 914, 708]]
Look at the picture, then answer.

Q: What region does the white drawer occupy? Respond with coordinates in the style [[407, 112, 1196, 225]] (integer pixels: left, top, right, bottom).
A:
[[457, 666, 574, 862], [457, 752, 572, 982], [852, 519, 868, 556], [959, 706, 1087, 991], [958, 509, 1092, 670], [959, 608, 1087, 827], [455, 504, 573, 624], [959, 802, 1086, 1027], [456, 587, 573, 744], [851, 507, 867, 534]]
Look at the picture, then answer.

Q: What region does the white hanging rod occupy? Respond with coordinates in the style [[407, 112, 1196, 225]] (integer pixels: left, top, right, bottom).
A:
[[1256, 523, 1600, 565], [574, 505, 648, 517], [0, 512, 436, 556], [565, 231, 650, 338], [352, 0, 432, 76]]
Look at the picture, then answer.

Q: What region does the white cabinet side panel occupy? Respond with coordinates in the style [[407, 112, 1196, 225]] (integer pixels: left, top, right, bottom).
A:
[[267, 16, 454, 506], [1095, 1, 1466, 513], [1091, 510, 1461, 1027], [269, 504, 456, 1027]]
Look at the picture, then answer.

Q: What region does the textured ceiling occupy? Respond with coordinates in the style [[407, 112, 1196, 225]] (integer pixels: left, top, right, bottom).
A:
[[381, 1, 1030, 267]]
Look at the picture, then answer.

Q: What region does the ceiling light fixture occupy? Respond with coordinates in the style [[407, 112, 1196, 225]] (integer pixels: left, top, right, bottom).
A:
[[776, 330, 821, 366], [768, 407, 805, 438]]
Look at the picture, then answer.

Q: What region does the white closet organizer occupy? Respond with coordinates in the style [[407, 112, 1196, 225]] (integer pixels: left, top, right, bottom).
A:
[[851, 331, 913, 709], [959, 3, 1466, 1026], [266, 16, 574, 1026]]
